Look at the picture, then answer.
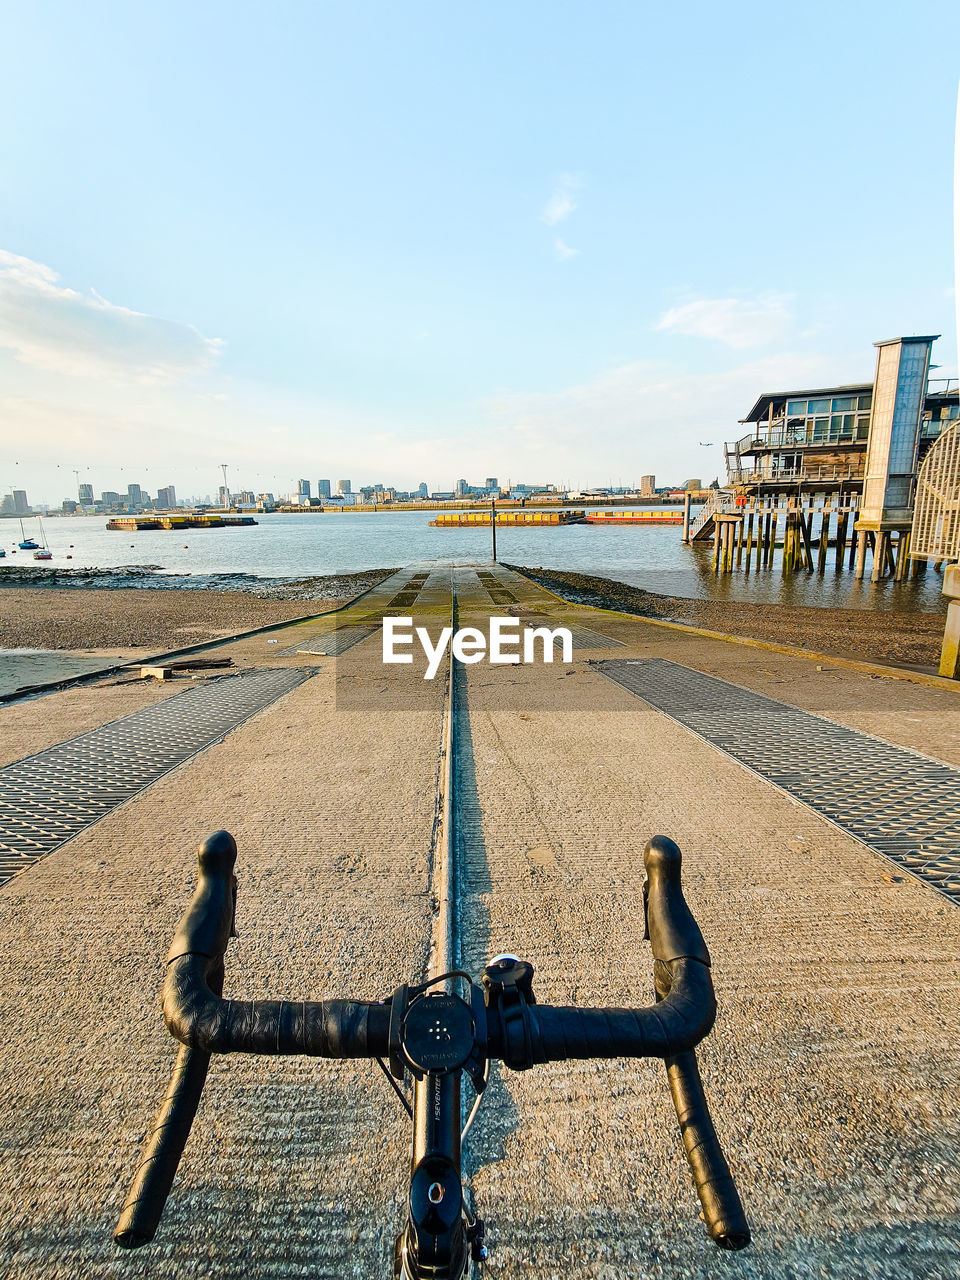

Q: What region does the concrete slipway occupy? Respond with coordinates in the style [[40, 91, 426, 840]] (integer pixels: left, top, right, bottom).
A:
[[0, 565, 957, 1279]]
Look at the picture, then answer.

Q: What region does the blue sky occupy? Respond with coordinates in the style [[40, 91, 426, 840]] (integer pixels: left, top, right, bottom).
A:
[[1, 1, 958, 503]]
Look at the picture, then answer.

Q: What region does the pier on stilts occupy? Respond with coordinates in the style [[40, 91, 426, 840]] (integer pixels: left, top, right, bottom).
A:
[[690, 484, 883, 579], [696, 335, 958, 582]]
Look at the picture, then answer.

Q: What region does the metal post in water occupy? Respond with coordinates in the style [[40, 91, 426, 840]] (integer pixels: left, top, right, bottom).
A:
[[491, 499, 497, 563]]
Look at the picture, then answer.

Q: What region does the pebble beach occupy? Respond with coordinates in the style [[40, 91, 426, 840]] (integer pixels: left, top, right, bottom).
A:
[[0, 569, 397, 652], [0, 563, 948, 671], [515, 566, 948, 669]]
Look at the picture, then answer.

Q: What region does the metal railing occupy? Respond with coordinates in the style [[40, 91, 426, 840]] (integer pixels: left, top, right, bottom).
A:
[[725, 465, 863, 487], [688, 489, 737, 539]]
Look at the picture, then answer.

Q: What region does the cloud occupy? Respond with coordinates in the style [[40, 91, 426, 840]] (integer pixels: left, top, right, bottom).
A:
[[554, 237, 580, 261], [0, 249, 223, 381], [482, 347, 860, 480], [541, 174, 579, 226], [656, 295, 793, 348]]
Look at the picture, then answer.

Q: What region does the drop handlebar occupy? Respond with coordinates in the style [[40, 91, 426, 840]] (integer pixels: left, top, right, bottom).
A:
[[114, 831, 750, 1265]]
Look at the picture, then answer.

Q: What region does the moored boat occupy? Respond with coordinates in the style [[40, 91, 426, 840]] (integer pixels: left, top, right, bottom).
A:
[[33, 517, 53, 559], [583, 510, 683, 525], [430, 509, 585, 527], [17, 517, 39, 549]]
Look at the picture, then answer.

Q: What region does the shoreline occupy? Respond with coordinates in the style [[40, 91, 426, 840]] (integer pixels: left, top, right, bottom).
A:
[[511, 565, 947, 669], [0, 569, 396, 651], [0, 564, 947, 669]]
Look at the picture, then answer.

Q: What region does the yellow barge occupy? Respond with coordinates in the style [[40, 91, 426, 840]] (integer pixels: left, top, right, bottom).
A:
[[583, 510, 682, 525], [429, 510, 585, 528], [106, 515, 258, 531]]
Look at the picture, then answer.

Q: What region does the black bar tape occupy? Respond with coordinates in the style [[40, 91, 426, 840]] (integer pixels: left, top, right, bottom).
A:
[[643, 836, 711, 967], [114, 1044, 210, 1248], [163, 956, 391, 1057], [518, 960, 716, 1065], [665, 1050, 750, 1250]]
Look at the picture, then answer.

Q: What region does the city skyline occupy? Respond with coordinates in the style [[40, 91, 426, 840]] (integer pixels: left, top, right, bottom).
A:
[[1, 4, 958, 506], [3, 468, 712, 515]]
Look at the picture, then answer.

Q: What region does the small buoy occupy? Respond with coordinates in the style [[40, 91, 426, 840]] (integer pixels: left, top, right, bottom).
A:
[[130, 544, 135, 547], [183, 544, 188, 549], [66, 555, 72, 559], [69, 544, 74, 548]]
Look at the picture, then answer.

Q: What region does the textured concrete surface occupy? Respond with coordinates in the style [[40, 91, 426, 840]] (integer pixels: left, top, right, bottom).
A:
[[1, 564, 958, 1278]]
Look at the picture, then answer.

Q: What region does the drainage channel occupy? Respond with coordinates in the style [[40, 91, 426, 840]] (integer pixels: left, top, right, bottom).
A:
[[0, 667, 313, 885], [599, 657, 960, 903]]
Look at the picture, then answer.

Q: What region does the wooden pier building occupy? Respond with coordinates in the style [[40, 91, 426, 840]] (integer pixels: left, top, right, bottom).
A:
[[690, 335, 959, 579]]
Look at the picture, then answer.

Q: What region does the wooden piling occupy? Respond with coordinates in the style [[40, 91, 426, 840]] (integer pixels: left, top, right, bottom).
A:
[[835, 506, 849, 571], [797, 505, 814, 571], [744, 503, 755, 571], [817, 500, 830, 573], [854, 530, 868, 580]]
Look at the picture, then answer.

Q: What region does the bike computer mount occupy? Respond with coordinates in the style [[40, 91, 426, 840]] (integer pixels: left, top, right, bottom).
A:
[[387, 956, 538, 1086], [387, 959, 538, 1279]]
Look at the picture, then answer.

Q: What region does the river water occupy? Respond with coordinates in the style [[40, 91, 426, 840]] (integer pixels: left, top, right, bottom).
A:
[[1, 508, 948, 612]]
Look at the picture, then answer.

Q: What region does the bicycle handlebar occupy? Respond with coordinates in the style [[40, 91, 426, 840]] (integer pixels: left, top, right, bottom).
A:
[[115, 831, 750, 1255]]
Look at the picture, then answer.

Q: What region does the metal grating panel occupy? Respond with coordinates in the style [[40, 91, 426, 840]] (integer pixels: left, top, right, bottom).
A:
[[281, 626, 376, 657], [0, 668, 312, 885], [599, 658, 960, 902], [562, 624, 623, 650], [511, 611, 623, 650]]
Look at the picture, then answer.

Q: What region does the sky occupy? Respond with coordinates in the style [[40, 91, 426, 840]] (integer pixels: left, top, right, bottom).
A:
[[1, 0, 959, 505]]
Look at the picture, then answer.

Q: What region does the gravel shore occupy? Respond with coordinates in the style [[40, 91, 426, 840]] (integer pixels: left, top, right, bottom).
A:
[[512, 565, 947, 668], [0, 569, 395, 650], [1, 563, 948, 668]]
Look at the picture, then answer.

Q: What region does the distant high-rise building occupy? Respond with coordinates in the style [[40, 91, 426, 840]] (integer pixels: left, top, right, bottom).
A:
[[337, 480, 352, 495], [456, 478, 468, 496], [298, 479, 311, 499], [317, 479, 331, 498], [78, 482, 94, 505], [683, 478, 703, 492], [62, 499, 78, 513], [485, 477, 498, 490], [13, 489, 29, 514], [218, 485, 230, 506], [101, 490, 120, 505], [127, 483, 143, 507], [418, 482, 428, 498], [640, 474, 656, 496], [157, 485, 177, 508]]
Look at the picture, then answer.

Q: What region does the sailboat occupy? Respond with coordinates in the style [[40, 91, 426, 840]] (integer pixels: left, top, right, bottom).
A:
[[18, 518, 39, 550], [33, 518, 52, 560]]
